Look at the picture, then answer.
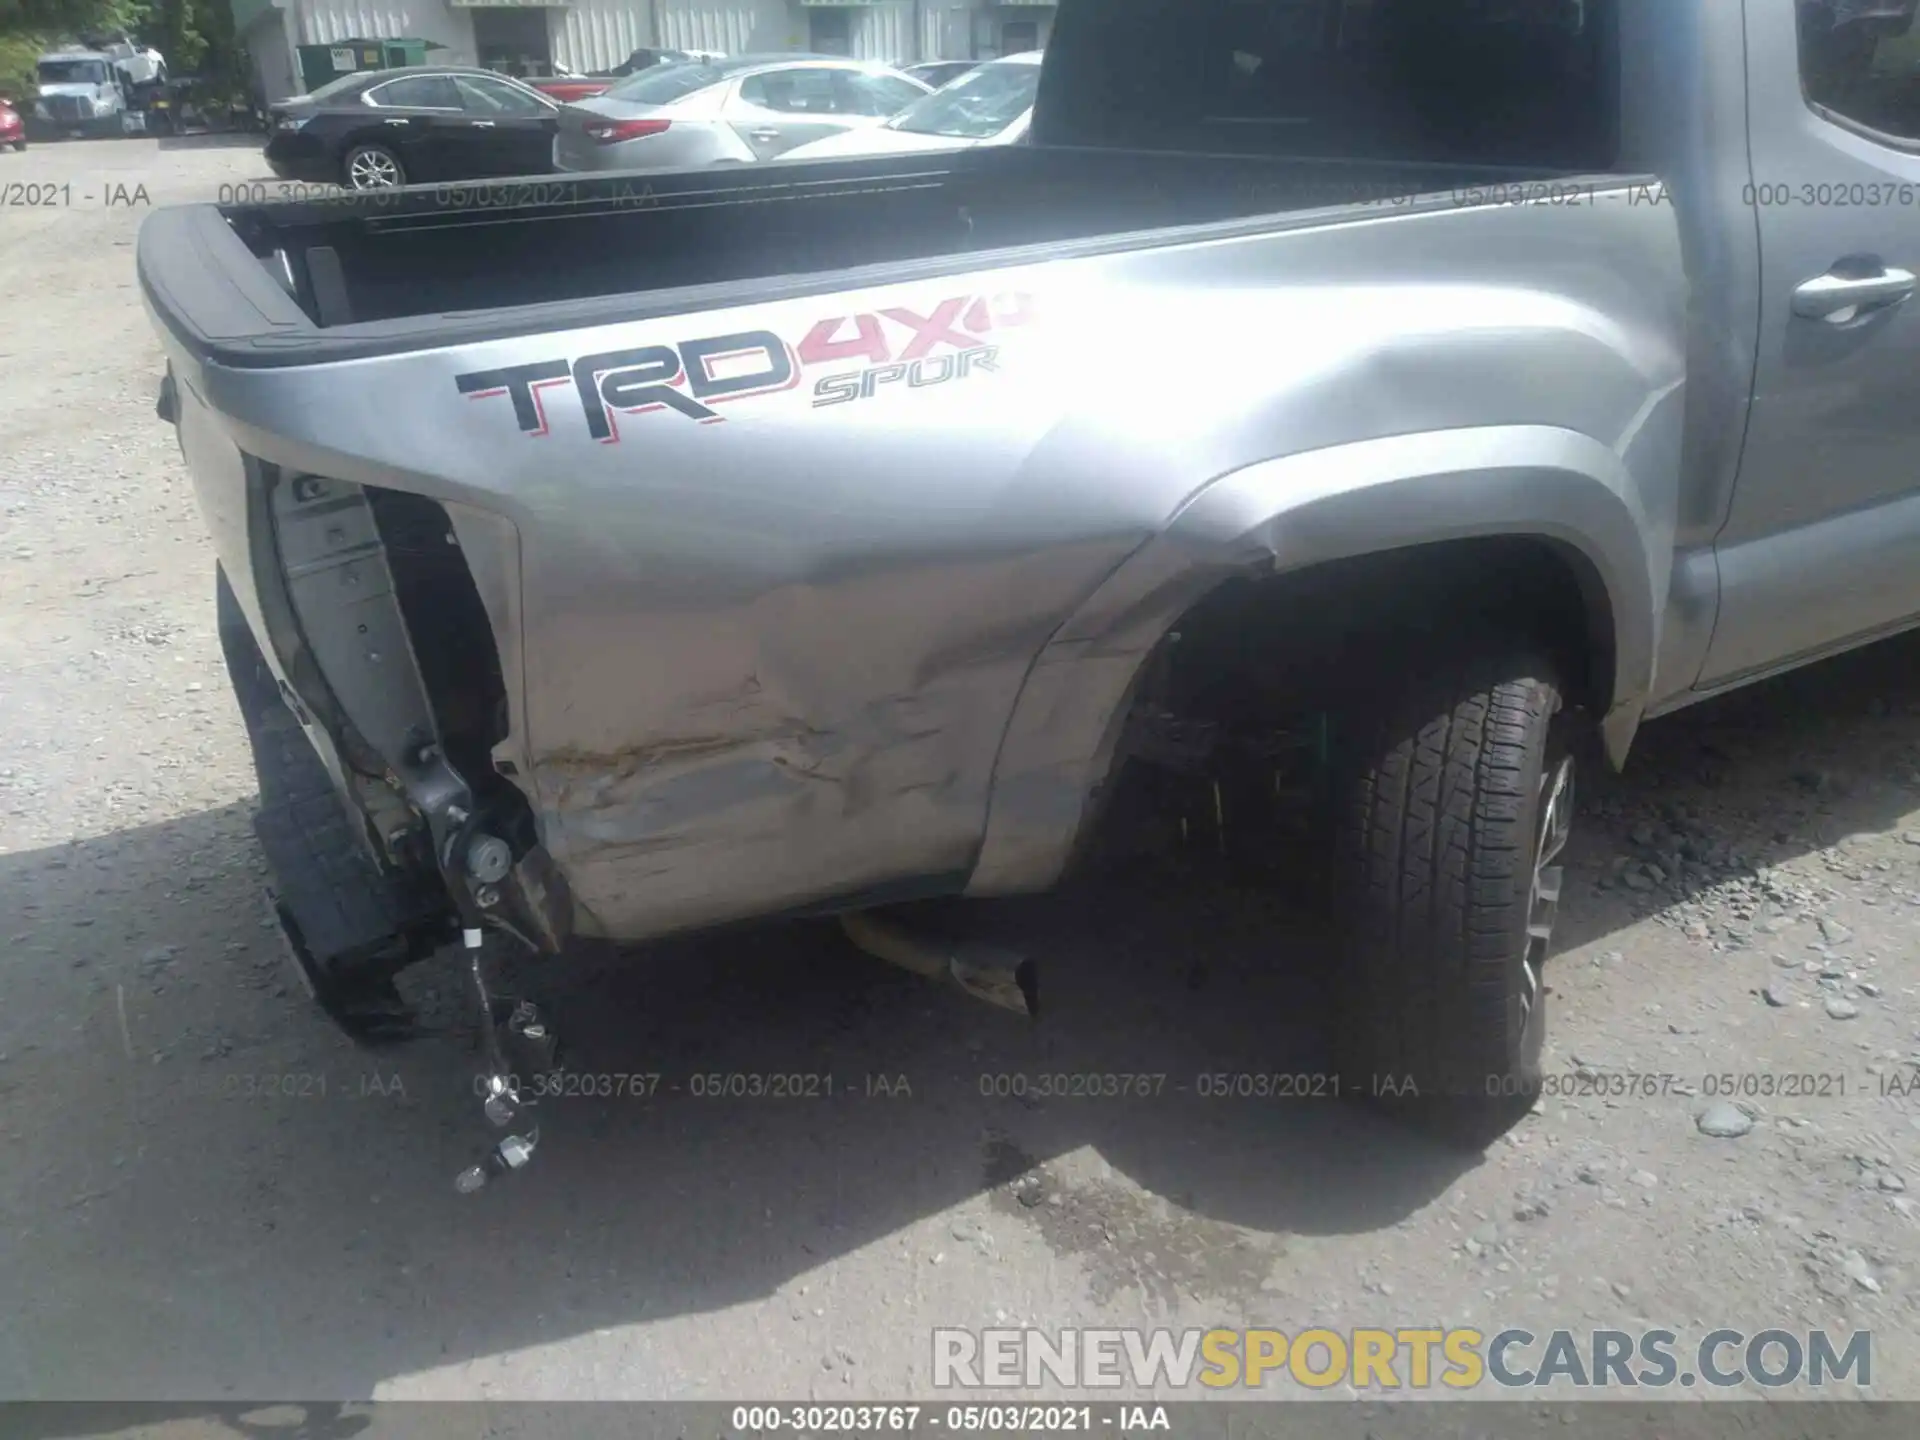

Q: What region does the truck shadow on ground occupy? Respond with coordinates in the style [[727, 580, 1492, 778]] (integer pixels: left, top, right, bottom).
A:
[[7, 633, 1920, 1399], [2, 803, 1460, 1400]]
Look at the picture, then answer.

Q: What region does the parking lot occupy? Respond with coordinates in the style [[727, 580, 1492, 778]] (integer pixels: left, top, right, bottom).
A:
[[2, 135, 1919, 1406]]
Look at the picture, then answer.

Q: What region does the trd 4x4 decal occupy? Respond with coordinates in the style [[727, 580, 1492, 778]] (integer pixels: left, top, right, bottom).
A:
[[456, 329, 795, 442], [455, 290, 1035, 439]]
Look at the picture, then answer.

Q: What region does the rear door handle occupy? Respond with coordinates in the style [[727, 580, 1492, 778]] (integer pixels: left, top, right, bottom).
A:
[[1792, 265, 1917, 321], [470, 119, 494, 128]]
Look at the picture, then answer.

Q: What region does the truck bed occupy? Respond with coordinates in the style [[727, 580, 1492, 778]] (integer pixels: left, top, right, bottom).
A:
[[143, 146, 1582, 363]]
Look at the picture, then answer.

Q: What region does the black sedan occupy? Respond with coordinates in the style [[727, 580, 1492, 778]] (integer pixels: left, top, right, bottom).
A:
[[265, 67, 559, 190]]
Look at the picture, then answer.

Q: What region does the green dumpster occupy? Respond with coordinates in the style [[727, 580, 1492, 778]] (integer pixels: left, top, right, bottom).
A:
[[296, 38, 438, 93], [379, 38, 434, 69]]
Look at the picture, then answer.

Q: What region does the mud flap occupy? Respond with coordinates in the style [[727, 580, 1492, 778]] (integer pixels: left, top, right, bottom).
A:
[[222, 563, 440, 1038]]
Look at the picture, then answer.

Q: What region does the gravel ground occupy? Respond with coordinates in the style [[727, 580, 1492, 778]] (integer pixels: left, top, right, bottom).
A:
[[1, 137, 1917, 1409]]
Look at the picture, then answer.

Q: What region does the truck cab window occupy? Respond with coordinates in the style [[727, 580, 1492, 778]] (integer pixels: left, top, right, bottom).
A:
[[38, 60, 112, 86], [1798, 0, 1920, 142], [1034, 0, 1618, 170]]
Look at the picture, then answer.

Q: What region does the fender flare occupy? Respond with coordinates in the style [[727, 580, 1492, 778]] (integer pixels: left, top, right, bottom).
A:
[[966, 425, 1665, 896]]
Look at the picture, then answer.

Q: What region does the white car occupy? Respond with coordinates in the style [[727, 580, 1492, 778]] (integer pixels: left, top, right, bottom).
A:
[[553, 55, 931, 173], [780, 52, 1041, 161]]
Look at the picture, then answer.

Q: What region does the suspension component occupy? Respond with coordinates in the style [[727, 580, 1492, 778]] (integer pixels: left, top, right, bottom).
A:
[[452, 925, 558, 1194], [839, 910, 1039, 1019], [455, 1132, 539, 1195]]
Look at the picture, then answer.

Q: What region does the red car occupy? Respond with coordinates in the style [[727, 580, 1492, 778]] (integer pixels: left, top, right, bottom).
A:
[[527, 47, 713, 104], [0, 96, 27, 151], [528, 76, 612, 104]]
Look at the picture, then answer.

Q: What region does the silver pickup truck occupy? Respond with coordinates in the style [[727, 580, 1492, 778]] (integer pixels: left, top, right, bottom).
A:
[[141, 0, 1920, 1176]]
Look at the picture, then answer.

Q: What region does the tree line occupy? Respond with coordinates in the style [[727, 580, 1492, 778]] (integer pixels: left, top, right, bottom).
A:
[[1, 0, 248, 104]]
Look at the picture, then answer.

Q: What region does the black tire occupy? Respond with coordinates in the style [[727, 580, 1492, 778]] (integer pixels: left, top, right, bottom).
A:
[[343, 142, 405, 190], [1329, 638, 1574, 1147]]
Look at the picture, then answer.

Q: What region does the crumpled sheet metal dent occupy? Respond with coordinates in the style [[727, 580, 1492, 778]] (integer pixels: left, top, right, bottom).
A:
[[528, 690, 979, 937], [513, 540, 1138, 939]]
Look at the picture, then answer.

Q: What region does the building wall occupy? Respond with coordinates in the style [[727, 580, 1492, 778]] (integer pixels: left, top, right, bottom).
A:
[[656, 0, 795, 56], [978, 3, 1052, 58], [921, 2, 973, 61], [236, 1, 318, 99], [262, 0, 997, 96], [852, 3, 914, 62], [296, 0, 475, 61], [246, 6, 302, 100], [553, 0, 649, 72], [288, 0, 799, 75]]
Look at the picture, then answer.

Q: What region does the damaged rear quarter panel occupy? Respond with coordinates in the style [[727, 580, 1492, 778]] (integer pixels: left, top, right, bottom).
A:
[[187, 189, 1683, 942]]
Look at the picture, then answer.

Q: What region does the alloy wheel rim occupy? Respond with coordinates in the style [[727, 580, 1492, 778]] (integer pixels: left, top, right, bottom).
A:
[[1521, 750, 1575, 1029], [350, 150, 399, 188]]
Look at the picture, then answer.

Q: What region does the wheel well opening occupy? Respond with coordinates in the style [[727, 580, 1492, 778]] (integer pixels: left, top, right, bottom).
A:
[[1153, 536, 1614, 726], [364, 487, 523, 823], [1077, 535, 1615, 888]]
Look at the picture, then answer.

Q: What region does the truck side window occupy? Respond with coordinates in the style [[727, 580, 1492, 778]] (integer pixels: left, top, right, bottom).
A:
[[1034, 0, 1618, 170], [1798, 0, 1920, 142]]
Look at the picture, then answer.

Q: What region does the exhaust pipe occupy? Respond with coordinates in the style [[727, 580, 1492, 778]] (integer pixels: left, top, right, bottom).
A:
[[840, 910, 1038, 1019]]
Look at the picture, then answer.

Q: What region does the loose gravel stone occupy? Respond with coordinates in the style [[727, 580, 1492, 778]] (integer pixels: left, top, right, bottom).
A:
[[1843, 1251, 1882, 1294], [1696, 1103, 1754, 1139]]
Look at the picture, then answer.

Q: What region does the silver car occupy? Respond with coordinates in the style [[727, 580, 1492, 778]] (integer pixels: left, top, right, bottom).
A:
[[902, 60, 980, 90], [784, 52, 1042, 161], [552, 55, 931, 173]]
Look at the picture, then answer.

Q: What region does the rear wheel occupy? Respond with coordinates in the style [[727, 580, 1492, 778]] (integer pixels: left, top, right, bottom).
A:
[[344, 142, 405, 190], [1328, 637, 1572, 1147]]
